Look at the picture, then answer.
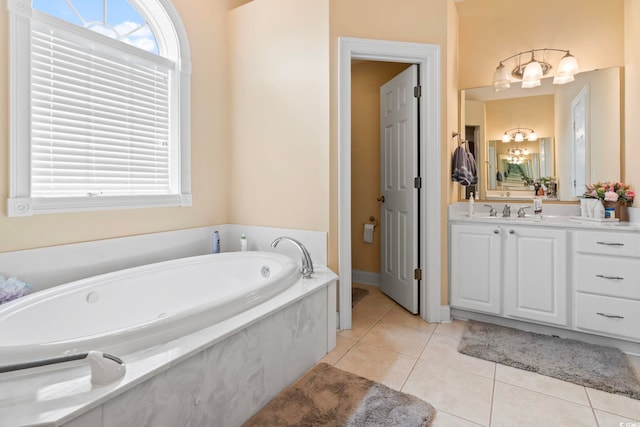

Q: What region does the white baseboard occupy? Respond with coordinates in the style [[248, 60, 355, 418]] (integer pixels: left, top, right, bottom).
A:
[[439, 305, 451, 323], [352, 269, 380, 287]]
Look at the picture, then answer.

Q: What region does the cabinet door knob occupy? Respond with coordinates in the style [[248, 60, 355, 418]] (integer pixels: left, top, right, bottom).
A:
[[509, 229, 515, 235], [493, 229, 499, 234]]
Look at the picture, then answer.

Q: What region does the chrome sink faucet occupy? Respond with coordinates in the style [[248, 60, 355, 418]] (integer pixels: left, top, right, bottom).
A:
[[517, 206, 530, 218], [271, 237, 314, 279], [484, 204, 497, 217], [502, 204, 511, 218]]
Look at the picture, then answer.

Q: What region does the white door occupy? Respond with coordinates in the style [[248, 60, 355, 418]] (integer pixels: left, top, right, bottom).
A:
[[379, 65, 419, 313]]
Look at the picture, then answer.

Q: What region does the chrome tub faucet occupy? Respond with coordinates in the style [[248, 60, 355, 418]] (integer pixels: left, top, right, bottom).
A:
[[271, 237, 314, 278]]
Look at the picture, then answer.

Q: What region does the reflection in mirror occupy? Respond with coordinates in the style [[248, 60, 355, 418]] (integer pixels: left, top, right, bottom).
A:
[[462, 67, 621, 201], [487, 138, 556, 198]]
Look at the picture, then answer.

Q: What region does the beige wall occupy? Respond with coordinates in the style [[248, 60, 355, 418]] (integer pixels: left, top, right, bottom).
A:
[[625, 0, 640, 206], [457, 0, 624, 90], [0, 0, 229, 253], [227, 0, 330, 232], [351, 61, 409, 274]]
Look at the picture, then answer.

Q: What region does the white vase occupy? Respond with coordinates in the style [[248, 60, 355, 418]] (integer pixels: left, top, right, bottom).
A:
[[593, 200, 605, 219]]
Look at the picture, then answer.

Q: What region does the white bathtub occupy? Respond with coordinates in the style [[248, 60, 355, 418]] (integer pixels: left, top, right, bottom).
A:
[[0, 251, 299, 366]]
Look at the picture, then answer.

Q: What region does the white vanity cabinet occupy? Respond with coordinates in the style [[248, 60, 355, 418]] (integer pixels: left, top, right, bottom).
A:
[[450, 211, 640, 347], [503, 227, 568, 326], [574, 231, 640, 341], [450, 222, 568, 325], [450, 224, 502, 314]]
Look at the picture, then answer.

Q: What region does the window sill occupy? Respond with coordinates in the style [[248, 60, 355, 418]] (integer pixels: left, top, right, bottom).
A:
[[7, 194, 192, 217]]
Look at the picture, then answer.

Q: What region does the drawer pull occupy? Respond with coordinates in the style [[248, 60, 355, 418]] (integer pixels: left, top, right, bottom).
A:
[[596, 312, 625, 319], [595, 274, 624, 281], [596, 241, 625, 246]]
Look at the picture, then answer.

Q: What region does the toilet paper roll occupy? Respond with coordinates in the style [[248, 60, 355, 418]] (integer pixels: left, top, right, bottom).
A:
[[363, 223, 375, 244]]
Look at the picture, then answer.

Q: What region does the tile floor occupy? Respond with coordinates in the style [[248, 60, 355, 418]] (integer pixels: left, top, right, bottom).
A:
[[321, 284, 640, 427]]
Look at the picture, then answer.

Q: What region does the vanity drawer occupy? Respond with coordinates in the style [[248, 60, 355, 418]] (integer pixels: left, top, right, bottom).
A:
[[575, 254, 640, 299], [575, 231, 640, 257], [576, 293, 640, 341]]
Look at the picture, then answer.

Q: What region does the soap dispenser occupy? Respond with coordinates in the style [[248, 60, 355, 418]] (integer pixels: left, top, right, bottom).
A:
[[240, 233, 248, 251], [468, 192, 475, 217]]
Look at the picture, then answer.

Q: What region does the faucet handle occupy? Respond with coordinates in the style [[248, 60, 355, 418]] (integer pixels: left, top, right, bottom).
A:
[[517, 206, 530, 218], [484, 204, 497, 217]]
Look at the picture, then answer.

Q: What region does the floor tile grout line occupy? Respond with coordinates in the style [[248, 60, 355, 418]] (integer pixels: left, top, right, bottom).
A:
[[398, 355, 420, 393], [488, 373, 497, 427], [493, 378, 596, 409]]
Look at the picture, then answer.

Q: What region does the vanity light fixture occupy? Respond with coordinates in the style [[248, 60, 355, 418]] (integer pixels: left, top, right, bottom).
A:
[[492, 48, 579, 91], [501, 128, 537, 143]]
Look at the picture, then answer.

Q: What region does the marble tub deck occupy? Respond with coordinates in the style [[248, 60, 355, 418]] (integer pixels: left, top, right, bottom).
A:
[[0, 267, 337, 427]]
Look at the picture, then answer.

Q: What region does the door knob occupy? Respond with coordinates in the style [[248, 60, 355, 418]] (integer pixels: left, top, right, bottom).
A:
[[377, 195, 385, 203]]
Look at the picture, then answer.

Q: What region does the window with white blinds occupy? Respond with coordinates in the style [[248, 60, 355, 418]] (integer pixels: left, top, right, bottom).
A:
[[7, 0, 192, 217], [31, 24, 172, 198]]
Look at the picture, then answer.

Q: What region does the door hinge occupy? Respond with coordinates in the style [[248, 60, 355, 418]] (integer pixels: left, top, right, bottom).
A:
[[414, 177, 422, 189], [414, 85, 422, 98], [414, 268, 422, 281]]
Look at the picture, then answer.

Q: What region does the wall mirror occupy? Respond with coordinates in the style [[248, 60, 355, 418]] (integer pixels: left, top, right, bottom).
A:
[[461, 67, 622, 201]]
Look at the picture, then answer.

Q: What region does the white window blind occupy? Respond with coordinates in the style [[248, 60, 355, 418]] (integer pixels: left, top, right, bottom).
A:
[[30, 23, 173, 198]]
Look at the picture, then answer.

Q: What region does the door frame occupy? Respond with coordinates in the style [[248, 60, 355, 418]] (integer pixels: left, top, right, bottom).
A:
[[338, 37, 442, 329]]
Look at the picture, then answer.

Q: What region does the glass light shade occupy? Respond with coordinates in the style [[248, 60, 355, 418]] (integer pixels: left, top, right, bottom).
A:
[[522, 60, 543, 88], [493, 63, 511, 91], [514, 132, 524, 142], [522, 147, 529, 155], [556, 52, 578, 77], [512, 148, 522, 155], [527, 131, 537, 141], [502, 132, 511, 143]]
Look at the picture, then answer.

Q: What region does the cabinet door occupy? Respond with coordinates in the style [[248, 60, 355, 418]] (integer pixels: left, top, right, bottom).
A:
[[450, 224, 502, 314], [504, 227, 568, 325]]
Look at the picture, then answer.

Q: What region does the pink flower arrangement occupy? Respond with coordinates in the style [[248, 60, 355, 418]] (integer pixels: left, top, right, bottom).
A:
[[584, 182, 635, 206]]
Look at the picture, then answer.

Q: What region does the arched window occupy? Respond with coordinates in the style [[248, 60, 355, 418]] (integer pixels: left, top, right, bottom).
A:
[[7, 0, 192, 216]]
